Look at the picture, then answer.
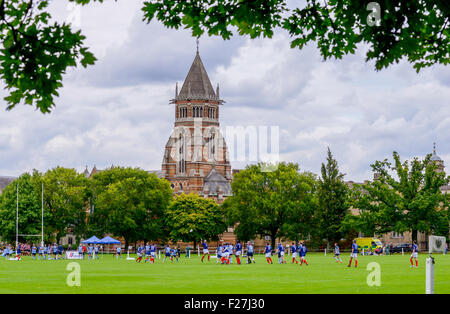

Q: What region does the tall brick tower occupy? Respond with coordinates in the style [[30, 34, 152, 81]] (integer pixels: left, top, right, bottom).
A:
[[161, 50, 232, 202]]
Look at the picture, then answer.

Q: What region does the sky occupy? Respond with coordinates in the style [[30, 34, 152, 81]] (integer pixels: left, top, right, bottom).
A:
[[0, 0, 449, 182]]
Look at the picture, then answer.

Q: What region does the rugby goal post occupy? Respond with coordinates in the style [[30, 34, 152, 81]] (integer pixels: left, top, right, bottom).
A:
[[14, 183, 45, 259], [426, 236, 446, 294], [126, 246, 134, 260]]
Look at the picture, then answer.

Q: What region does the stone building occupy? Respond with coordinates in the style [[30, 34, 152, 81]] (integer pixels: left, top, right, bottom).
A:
[[161, 50, 232, 203], [0, 176, 16, 194], [347, 144, 449, 250]]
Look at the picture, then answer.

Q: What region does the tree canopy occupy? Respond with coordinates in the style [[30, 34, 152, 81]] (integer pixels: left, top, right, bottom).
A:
[[315, 148, 350, 246], [349, 151, 449, 242], [1, 0, 448, 113], [89, 167, 173, 248], [164, 193, 226, 248], [224, 162, 318, 248]]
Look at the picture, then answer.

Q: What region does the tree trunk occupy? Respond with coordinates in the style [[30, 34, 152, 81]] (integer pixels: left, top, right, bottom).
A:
[[124, 238, 129, 253], [412, 230, 418, 243], [271, 230, 277, 250]]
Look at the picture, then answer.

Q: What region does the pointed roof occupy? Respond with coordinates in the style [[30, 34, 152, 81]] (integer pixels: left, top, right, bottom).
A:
[[203, 168, 232, 195], [176, 52, 219, 102], [431, 142, 442, 161]]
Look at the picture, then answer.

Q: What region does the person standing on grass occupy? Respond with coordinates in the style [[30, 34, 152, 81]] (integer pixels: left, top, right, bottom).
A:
[[265, 243, 273, 264], [222, 244, 230, 264], [410, 241, 419, 268], [348, 240, 358, 268], [291, 242, 298, 264], [217, 244, 223, 264], [31, 244, 37, 260], [78, 244, 83, 260], [235, 241, 242, 265], [58, 244, 64, 259], [150, 243, 157, 263], [201, 240, 210, 263], [38, 244, 44, 260], [94, 245, 100, 259], [172, 247, 178, 262], [334, 243, 343, 263], [163, 245, 171, 263], [116, 245, 122, 259], [277, 242, 287, 264], [87, 244, 94, 260], [247, 242, 255, 264], [136, 245, 143, 263], [53, 243, 58, 259], [144, 243, 151, 263], [15, 243, 22, 260], [299, 241, 309, 266]]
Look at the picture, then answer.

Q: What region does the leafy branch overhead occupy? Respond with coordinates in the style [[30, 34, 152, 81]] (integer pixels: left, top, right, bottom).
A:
[[1, 0, 449, 113]]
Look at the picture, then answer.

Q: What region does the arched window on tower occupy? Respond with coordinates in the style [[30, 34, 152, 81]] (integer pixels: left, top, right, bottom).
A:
[[209, 129, 216, 162], [178, 133, 186, 174]]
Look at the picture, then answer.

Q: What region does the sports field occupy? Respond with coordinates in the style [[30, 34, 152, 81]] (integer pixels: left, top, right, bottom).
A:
[[0, 253, 449, 294]]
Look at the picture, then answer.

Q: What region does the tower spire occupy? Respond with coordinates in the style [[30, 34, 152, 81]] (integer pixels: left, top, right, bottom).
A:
[[196, 38, 199, 54]]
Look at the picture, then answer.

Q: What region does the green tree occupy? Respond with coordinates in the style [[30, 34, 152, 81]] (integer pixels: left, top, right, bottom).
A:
[[143, 0, 449, 72], [89, 167, 172, 249], [2, 1, 448, 113], [165, 193, 226, 250], [315, 148, 350, 248], [42, 167, 90, 243], [225, 162, 317, 249], [0, 0, 96, 113], [0, 172, 51, 244], [350, 151, 449, 242]]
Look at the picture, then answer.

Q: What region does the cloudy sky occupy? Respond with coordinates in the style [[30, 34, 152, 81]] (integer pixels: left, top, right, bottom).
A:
[[0, 0, 449, 182]]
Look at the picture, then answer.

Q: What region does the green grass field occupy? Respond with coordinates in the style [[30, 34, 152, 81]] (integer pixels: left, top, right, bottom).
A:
[[0, 253, 449, 294]]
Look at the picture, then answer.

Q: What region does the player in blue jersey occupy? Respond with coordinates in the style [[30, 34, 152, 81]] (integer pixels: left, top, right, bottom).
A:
[[217, 243, 223, 264], [163, 245, 171, 263], [38, 244, 44, 260], [136, 245, 143, 263], [58, 244, 64, 259], [228, 243, 234, 264], [172, 247, 179, 262], [348, 240, 358, 267], [299, 241, 308, 266], [277, 243, 286, 264], [221, 244, 229, 264], [265, 243, 273, 264], [115, 245, 122, 259], [43, 245, 48, 260], [3, 244, 10, 259], [31, 244, 37, 260], [52, 243, 58, 259], [87, 245, 94, 260], [150, 244, 157, 263], [246, 242, 255, 263], [235, 241, 242, 265], [410, 241, 418, 268], [201, 240, 210, 263], [94, 245, 100, 259], [144, 242, 151, 263], [334, 243, 343, 263], [291, 242, 298, 264], [15, 243, 22, 260]]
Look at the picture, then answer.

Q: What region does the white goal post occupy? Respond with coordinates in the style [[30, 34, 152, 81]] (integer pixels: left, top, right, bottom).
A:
[[426, 235, 447, 294], [15, 183, 45, 249]]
